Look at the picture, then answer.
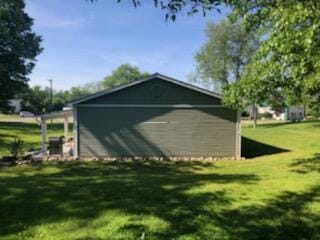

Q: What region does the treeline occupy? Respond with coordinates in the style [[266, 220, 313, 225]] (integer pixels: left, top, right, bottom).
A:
[[21, 82, 100, 114], [21, 64, 150, 114]]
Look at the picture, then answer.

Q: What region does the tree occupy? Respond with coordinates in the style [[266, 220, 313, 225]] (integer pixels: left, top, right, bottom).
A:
[[195, 19, 259, 91], [223, 0, 320, 119], [0, 0, 42, 112], [101, 64, 150, 89], [222, 64, 270, 128], [268, 90, 287, 116], [21, 86, 50, 114], [20, 64, 149, 114], [103, 0, 227, 21], [21, 84, 99, 114], [67, 82, 101, 101], [195, 18, 260, 127], [118, 0, 320, 119]]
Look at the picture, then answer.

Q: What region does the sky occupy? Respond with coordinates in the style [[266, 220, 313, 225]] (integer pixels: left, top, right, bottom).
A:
[[25, 0, 227, 90]]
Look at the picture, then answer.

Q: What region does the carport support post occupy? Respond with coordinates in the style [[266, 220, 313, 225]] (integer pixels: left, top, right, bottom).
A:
[[41, 118, 47, 155], [64, 117, 68, 140], [73, 107, 78, 159]]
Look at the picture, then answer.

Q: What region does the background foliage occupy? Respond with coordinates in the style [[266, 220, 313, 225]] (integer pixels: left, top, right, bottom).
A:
[[0, 0, 42, 112]]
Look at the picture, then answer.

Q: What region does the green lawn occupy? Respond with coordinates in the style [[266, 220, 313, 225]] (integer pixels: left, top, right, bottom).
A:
[[0, 119, 319, 240]]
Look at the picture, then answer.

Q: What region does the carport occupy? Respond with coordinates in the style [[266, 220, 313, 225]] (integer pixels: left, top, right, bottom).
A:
[[38, 109, 74, 156]]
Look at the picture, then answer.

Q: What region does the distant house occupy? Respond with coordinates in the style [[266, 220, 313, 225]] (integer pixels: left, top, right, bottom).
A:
[[40, 73, 241, 160], [274, 106, 304, 121], [8, 99, 22, 113], [245, 105, 304, 121]]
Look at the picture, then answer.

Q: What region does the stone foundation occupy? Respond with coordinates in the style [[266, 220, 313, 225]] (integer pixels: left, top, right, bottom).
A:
[[1, 155, 244, 166], [74, 155, 243, 162]]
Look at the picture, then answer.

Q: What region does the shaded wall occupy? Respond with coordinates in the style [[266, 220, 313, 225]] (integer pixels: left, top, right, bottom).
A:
[[77, 78, 237, 158]]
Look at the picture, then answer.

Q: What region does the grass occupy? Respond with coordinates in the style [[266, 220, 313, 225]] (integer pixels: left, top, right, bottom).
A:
[[0, 118, 319, 239]]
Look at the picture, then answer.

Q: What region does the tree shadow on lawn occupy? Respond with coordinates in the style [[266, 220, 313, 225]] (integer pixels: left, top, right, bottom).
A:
[[0, 121, 64, 133], [216, 185, 320, 240], [290, 153, 320, 174], [0, 132, 41, 156], [242, 137, 289, 158], [0, 161, 255, 239], [0, 133, 17, 151], [0, 161, 319, 239]]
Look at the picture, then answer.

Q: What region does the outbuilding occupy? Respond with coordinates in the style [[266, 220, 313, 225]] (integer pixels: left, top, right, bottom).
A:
[[72, 73, 241, 159], [40, 73, 241, 160]]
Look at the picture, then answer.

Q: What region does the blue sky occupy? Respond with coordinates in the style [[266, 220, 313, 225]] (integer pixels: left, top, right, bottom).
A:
[[25, 0, 227, 90]]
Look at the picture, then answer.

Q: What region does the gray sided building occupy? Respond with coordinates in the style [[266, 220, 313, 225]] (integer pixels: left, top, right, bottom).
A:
[[71, 73, 241, 159]]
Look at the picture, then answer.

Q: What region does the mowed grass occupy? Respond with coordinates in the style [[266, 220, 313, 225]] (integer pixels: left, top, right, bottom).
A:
[[0, 114, 70, 157], [0, 118, 319, 240]]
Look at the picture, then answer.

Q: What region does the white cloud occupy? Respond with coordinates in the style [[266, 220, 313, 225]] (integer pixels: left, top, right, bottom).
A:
[[25, 0, 91, 28], [38, 18, 87, 28]]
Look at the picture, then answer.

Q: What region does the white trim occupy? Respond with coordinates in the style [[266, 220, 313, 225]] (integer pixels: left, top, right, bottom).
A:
[[69, 73, 221, 105], [236, 111, 241, 159], [41, 118, 47, 155], [39, 109, 72, 120], [77, 104, 226, 108], [73, 107, 78, 159], [64, 117, 69, 140]]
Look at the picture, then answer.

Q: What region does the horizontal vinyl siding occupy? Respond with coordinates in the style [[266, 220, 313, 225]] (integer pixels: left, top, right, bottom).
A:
[[78, 107, 237, 157], [84, 79, 221, 105]]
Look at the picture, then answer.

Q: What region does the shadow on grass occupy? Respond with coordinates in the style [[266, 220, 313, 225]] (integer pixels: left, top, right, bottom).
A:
[[0, 161, 318, 239], [0, 161, 256, 239], [0, 121, 64, 133], [217, 185, 320, 240], [241, 137, 290, 158], [290, 153, 320, 174]]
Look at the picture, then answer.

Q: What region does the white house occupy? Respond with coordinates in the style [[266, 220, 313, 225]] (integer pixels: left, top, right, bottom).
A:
[[274, 106, 304, 121], [245, 105, 304, 121], [8, 99, 22, 113]]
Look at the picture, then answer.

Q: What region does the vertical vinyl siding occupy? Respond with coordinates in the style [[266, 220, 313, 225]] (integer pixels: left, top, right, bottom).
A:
[[78, 106, 237, 157]]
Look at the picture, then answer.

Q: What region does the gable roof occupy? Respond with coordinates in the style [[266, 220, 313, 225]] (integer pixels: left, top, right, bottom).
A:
[[69, 73, 221, 106]]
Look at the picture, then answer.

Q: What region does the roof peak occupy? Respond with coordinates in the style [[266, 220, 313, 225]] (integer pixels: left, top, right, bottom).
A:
[[69, 73, 221, 106]]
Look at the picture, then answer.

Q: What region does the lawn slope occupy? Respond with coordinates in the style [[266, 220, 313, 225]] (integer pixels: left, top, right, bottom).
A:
[[0, 120, 319, 240]]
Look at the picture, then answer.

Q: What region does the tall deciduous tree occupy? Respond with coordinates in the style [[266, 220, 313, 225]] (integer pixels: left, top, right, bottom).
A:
[[223, 0, 320, 119], [0, 0, 42, 112], [195, 19, 259, 91], [118, 0, 320, 119], [195, 19, 259, 127], [101, 64, 150, 89]]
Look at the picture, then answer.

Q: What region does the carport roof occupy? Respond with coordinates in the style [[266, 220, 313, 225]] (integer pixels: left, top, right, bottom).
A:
[[68, 73, 221, 106], [38, 109, 73, 120]]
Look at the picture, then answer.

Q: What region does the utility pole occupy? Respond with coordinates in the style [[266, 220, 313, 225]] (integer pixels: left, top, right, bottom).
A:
[[49, 79, 53, 111]]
